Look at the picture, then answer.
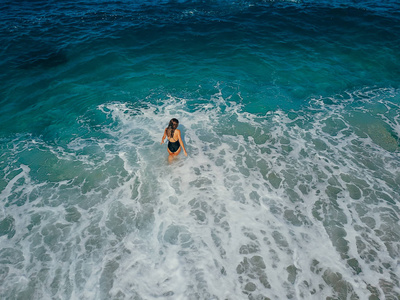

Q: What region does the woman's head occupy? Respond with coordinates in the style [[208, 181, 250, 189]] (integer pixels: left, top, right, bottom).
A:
[[167, 118, 179, 137], [169, 118, 179, 129]]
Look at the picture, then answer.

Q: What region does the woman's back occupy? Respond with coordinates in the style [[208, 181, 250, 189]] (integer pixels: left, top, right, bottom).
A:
[[167, 129, 180, 143]]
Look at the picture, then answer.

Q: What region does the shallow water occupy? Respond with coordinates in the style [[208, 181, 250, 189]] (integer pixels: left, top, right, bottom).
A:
[[1, 1, 400, 299]]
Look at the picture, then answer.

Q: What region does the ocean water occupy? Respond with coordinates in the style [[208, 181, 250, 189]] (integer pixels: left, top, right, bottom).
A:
[[1, 0, 400, 299]]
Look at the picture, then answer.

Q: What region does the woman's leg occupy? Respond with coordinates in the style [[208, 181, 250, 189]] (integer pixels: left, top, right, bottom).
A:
[[167, 147, 181, 162]]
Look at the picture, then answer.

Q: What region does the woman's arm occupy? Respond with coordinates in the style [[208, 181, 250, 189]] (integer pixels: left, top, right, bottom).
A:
[[161, 128, 167, 144], [177, 130, 187, 156]]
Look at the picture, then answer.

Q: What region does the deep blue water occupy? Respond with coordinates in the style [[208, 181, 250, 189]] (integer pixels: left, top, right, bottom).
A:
[[1, 1, 400, 299]]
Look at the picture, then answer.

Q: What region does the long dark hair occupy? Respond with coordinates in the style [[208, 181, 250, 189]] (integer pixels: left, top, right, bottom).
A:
[[167, 118, 179, 138]]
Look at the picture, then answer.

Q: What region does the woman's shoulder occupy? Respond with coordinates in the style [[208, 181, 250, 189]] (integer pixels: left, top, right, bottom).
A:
[[173, 129, 181, 138]]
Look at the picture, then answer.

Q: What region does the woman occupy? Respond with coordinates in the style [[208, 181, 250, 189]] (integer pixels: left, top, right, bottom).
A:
[[161, 118, 187, 161]]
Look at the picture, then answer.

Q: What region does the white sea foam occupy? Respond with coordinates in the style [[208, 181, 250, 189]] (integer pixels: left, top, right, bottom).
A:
[[0, 88, 399, 299]]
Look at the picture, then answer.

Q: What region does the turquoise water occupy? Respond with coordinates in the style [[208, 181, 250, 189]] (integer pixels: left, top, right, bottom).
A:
[[1, 1, 400, 299]]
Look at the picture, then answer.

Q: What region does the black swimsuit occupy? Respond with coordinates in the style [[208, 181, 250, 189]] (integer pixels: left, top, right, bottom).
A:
[[168, 140, 180, 153]]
